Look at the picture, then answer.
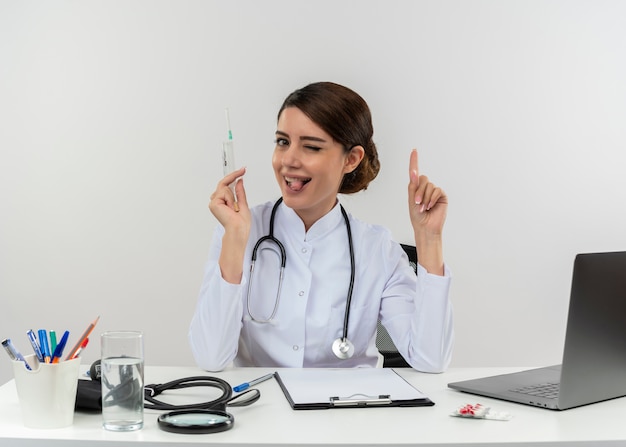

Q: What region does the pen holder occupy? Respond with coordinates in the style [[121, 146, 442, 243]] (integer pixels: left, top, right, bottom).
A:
[[12, 354, 81, 429]]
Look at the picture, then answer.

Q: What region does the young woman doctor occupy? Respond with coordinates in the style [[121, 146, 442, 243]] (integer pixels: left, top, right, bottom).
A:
[[189, 82, 453, 372]]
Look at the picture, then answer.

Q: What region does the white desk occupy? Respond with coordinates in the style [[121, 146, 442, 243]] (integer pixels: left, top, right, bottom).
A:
[[1, 366, 625, 446]]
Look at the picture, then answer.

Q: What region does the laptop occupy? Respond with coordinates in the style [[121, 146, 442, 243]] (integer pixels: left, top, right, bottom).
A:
[[448, 251, 626, 410]]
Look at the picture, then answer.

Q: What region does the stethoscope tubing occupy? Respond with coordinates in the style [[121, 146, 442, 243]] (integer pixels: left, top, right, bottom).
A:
[[246, 198, 356, 359], [144, 376, 260, 411], [339, 204, 355, 342], [246, 199, 287, 323]]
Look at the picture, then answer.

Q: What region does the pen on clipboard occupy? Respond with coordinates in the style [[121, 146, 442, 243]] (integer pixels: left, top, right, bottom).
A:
[[222, 108, 239, 212], [233, 373, 274, 392], [64, 316, 99, 361]]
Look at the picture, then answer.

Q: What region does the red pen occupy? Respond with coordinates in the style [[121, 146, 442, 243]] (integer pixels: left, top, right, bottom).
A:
[[70, 338, 89, 360]]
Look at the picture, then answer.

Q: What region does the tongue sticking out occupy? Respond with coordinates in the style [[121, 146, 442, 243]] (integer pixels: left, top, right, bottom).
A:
[[287, 178, 309, 192]]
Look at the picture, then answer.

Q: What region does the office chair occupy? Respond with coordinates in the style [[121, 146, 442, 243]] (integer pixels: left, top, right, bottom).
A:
[[375, 243, 417, 368]]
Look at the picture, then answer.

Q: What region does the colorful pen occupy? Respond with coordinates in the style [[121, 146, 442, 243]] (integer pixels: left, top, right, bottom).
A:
[[38, 329, 51, 363], [233, 373, 274, 392], [26, 329, 44, 363], [65, 316, 99, 361], [50, 330, 70, 364], [2, 338, 32, 370]]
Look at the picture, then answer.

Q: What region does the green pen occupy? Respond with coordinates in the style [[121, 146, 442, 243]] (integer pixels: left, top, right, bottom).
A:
[[50, 330, 58, 353]]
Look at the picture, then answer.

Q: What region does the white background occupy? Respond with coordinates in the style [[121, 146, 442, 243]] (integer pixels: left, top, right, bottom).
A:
[[1, 0, 625, 385]]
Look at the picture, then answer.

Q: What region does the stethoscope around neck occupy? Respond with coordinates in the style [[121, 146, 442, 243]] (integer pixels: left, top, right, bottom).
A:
[[246, 197, 356, 360]]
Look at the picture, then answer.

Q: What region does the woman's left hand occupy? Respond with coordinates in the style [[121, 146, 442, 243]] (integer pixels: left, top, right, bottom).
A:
[[408, 149, 448, 235], [408, 149, 447, 275]]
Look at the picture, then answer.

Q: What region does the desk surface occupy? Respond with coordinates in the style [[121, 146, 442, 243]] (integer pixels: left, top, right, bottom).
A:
[[1, 366, 626, 446]]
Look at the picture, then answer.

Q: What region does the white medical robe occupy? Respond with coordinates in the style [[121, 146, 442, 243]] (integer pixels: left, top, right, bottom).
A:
[[189, 200, 453, 372]]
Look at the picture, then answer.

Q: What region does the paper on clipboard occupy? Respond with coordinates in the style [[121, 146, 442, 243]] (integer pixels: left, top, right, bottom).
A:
[[274, 368, 434, 409]]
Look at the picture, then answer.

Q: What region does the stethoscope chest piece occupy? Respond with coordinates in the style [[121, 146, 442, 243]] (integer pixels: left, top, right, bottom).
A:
[[158, 409, 234, 434], [332, 338, 355, 359]]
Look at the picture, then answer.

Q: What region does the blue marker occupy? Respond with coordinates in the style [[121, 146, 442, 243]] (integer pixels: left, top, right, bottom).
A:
[[233, 373, 274, 392], [50, 331, 70, 363], [2, 338, 32, 370], [26, 329, 44, 363], [38, 329, 51, 363]]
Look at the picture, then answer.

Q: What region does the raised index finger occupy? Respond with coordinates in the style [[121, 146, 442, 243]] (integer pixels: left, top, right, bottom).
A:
[[410, 149, 419, 184]]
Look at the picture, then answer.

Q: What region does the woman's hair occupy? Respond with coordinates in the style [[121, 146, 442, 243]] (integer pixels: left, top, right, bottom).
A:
[[277, 82, 380, 194]]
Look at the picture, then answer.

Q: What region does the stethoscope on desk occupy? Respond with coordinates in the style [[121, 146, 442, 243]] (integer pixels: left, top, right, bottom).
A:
[[247, 197, 357, 360], [92, 360, 260, 434], [146, 376, 260, 434]]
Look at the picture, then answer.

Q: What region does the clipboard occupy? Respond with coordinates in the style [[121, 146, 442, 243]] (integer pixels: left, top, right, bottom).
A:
[[274, 368, 434, 409]]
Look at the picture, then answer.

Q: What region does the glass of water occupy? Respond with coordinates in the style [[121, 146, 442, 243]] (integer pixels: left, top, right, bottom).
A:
[[101, 331, 144, 431]]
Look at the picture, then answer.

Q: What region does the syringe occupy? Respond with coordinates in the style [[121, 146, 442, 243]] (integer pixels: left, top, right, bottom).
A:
[[222, 108, 239, 211]]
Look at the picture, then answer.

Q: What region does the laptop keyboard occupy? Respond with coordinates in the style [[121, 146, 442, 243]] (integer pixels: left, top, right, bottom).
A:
[[510, 382, 560, 399]]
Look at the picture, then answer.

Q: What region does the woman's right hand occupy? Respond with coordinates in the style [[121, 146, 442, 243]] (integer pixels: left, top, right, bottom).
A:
[[209, 167, 251, 283], [209, 167, 250, 228]]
